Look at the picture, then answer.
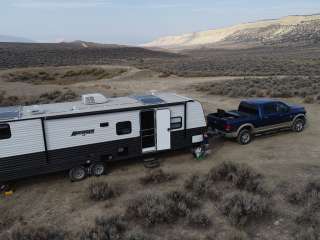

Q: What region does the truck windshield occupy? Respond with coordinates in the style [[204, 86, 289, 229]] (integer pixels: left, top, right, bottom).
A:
[[238, 103, 258, 115]]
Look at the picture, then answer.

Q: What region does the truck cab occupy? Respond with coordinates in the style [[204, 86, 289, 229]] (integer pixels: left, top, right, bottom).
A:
[[207, 99, 306, 144]]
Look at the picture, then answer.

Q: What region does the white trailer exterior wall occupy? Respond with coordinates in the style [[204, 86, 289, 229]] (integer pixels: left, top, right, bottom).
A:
[[0, 119, 45, 158]]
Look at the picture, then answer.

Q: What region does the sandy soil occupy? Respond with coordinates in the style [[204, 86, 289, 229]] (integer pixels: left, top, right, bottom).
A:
[[0, 66, 319, 239]]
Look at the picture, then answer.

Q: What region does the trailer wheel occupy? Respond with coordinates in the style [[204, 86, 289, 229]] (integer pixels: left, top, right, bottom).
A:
[[69, 166, 87, 182], [237, 129, 252, 145], [90, 162, 106, 177]]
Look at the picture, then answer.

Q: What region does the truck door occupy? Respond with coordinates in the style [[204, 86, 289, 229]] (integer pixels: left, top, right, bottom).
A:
[[276, 102, 292, 125], [156, 109, 171, 151], [261, 102, 279, 127]]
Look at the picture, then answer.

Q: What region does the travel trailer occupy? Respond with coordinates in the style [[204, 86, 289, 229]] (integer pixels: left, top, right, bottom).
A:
[[0, 92, 206, 183]]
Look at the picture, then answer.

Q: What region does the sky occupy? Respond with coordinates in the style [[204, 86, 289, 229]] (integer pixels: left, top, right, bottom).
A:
[[1, 0, 320, 45]]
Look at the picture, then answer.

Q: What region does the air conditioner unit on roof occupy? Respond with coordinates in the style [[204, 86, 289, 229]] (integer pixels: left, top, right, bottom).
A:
[[82, 93, 109, 105]]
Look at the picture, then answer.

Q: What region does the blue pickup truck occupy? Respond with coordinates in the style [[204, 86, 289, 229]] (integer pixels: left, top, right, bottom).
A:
[[207, 99, 306, 144]]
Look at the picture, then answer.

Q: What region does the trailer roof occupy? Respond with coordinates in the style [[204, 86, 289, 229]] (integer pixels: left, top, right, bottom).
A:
[[0, 92, 193, 122]]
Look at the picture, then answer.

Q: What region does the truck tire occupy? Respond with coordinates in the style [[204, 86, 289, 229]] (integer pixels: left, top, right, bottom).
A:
[[90, 162, 106, 177], [69, 166, 87, 182], [292, 118, 305, 133], [237, 129, 252, 145]]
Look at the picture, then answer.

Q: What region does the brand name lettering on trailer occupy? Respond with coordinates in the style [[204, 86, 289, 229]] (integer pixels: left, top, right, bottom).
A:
[[71, 129, 95, 137]]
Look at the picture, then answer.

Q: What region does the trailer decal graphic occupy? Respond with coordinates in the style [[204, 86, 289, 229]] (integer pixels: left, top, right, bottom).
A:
[[71, 129, 95, 137]]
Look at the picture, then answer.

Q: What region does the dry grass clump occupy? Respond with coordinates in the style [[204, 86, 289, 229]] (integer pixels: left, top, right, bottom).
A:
[[209, 162, 268, 195], [187, 211, 212, 228], [196, 76, 320, 103], [80, 215, 127, 240], [139, 169, 177, 185], [287, 179, 320, 205], [293, 202, 320, 240], [221, 190, 271, 226], [225, 230, 249, 240], [184, 174, 220, 201], [3, 67, 127, 85], [6, 226, 66, 240], [0, 90, 78, 107], [126, 190, 200, 227], [88, 182, 118, 201]]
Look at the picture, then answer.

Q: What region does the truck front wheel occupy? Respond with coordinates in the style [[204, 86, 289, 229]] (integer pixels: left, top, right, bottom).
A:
[[292, 118, 305, 133], [237, 129, 252, 145]]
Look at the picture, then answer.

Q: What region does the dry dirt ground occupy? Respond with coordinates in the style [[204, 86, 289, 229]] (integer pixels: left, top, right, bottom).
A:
[[0, 66, 320, 239]]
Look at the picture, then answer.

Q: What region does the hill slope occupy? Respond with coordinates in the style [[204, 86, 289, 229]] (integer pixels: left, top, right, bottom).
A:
[[143, 14, 320, 49], [0, 42, 180, 69], [0, 35, 34, 43]]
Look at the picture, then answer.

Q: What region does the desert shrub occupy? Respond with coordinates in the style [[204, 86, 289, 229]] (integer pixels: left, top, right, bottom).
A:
[[225, 230, 249, 240], [126, 190, 200, 227], [139, 169, 176, 185], [288, 179, 320, 205], [187, 211, 212, 228], [221, 191, 271, 226], [209, 162, 267, 195], [125, 230, 152, 240], [196, 76, 320, 102], [293, 227, 319, 240], [0, 90, 5, 104], [88, 182, 117, 201], [295, 202, 320, 227], [9, 226, 66, 240], [80, 215, 127, 240], [184, 174, 220, 201], [158, 71, 172, 78], [303, 96, 315, 104]]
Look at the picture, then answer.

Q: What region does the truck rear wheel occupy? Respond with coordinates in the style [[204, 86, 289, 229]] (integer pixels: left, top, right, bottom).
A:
[[237, 129, 252, 145], [292, 118, 305, 133], [90, 162, 106, 177], [69, 166, 87, 182]]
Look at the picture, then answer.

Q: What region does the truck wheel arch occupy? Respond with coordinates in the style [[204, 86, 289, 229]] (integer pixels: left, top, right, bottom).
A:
[[237, 124, 255, 136], [292, 114, 306, 123]]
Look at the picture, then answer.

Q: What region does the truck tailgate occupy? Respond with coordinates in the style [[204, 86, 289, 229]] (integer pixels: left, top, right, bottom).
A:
[[207, 113, 227, 131]]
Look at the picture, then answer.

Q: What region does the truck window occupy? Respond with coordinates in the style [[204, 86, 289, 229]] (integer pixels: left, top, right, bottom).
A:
[[263, 103, 277, 115], [277, 102, 289, 113], [0, 124, 11, 140], [238, 103, 258, 115]]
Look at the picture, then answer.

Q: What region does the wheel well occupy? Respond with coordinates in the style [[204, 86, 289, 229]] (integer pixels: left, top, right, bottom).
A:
[[239, 125, 253, 133], [295, 115, 306, 123]]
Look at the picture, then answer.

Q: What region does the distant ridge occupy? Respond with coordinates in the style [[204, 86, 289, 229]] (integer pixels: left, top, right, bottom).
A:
[[0, 35, 34, 43], [143, 14, 320, 50]]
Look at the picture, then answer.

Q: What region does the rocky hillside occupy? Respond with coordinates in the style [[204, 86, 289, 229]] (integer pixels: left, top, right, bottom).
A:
[[143, 14, 320, 49]]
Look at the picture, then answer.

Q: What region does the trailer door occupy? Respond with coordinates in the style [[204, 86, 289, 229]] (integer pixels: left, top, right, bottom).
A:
[[156, 109, 171, 151]]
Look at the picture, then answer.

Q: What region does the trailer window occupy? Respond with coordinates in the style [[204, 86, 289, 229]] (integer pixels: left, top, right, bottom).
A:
[[116, 121, 132, 135], [100, 122, 109, 128], [170, 117, 183, 130], [0, 124, 11, 140]]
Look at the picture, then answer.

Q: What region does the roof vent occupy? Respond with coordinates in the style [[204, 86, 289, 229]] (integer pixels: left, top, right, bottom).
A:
[[82, 93, 108, 105]]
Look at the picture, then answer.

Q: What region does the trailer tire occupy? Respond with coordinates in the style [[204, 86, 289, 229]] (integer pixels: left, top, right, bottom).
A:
[[69, 166, 87, 182], [237, 129, 252, 145], [90, 162, 106, 177]]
